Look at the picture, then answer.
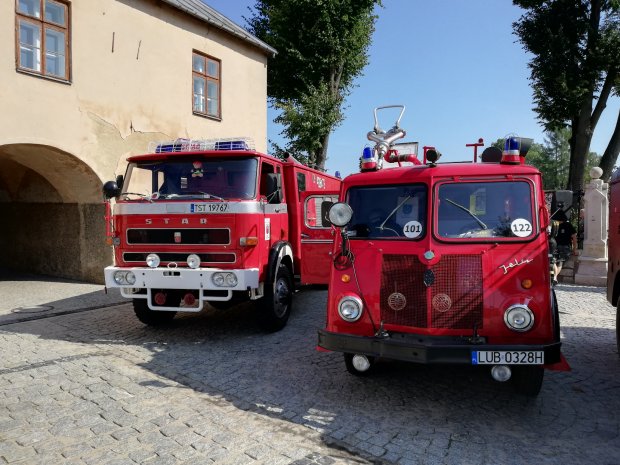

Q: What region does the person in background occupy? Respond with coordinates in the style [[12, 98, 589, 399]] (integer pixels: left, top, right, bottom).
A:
[[553, 210, 577, 283]]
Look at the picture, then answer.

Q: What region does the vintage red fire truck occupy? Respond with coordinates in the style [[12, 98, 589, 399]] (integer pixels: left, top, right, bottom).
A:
[[318, 106, 567, 396], [606, 169, 620, 353], [102, 138, 341, 331]]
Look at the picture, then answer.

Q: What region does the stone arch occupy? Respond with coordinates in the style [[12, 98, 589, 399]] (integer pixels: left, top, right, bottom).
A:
[[0, 143, 109, 283], [0, 143, 102, 203]]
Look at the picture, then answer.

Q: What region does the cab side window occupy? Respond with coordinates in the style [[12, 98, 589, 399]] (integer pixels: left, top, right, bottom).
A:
[[260, 162, 282, 204], [305, 195, 337, 228]]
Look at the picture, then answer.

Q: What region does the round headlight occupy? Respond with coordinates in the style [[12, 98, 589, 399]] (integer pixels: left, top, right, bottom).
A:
[[338, 295, 363, 322], [212, 272, 225, 287], [125, 271, 136, 285], [328, 202, 353, 227], [146, 253, 160, 268], [187, 254, 201, 269], [504, 304, 534, 332], [225, 273, 238, 287], [113, 271, 126, 285]]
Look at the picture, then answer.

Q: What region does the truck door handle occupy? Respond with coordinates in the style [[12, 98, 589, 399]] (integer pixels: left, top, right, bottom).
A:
[[301, 233, 310, 239]]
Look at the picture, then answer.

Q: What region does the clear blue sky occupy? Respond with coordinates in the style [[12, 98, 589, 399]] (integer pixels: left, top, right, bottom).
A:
[[205, 0, 619, 178]]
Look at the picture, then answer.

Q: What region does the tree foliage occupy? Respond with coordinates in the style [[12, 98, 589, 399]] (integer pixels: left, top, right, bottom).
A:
[[512, 0, 620, 190], [247, 0, 379, 169]]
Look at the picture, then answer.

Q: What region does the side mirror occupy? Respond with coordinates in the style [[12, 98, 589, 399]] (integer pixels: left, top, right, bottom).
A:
[[102, 180, 121, 199], [115, 174, 124, 191]]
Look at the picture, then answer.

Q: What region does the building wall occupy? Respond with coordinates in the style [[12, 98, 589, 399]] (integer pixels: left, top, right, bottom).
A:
[[0, 0, 270, 282]]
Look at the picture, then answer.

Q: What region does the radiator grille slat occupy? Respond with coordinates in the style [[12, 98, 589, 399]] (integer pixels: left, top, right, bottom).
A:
[[380, 254, 483, 330]]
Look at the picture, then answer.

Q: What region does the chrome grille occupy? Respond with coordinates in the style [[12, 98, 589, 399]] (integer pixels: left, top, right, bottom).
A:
[[380, 254, 483, 330]]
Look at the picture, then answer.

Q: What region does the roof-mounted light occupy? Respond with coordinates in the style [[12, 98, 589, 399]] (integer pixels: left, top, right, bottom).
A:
[[501, 136, 532, 165], [360, 146, 378, 171], [148, 137, 255, 153]]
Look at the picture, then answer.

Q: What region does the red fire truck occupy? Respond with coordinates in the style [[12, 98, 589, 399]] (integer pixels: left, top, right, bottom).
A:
[[318, 106, 568, 396], [102, 138, 341, 331], [606, 169, 620, 353]]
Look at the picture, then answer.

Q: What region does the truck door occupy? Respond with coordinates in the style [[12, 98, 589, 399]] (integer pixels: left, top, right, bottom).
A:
[[299, 192, 338, 284]]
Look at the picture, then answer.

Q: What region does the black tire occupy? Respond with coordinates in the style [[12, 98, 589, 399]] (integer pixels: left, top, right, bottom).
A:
[[133, 296, 177, 326], [344, 353, 375, 376], [551, 289, 561, 342], [616, 304, 620, 356], [259, 263, 293, 332], [512, 365, 545, 396]]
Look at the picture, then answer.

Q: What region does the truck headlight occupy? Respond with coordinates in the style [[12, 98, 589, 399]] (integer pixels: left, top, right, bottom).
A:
[[338, 295, 363, 322], [504, 304, 534, 332], [212, 272, 237, 287], [146, 254, 160, 268], [328, 202, 353, 227], [113, 271, 136, 285], [225, 273, 238, 286], [187, 254, 201, 269]]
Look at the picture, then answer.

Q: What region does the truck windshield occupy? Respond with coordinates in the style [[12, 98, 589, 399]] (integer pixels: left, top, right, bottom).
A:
[[121, 157, 258, 201], [437, 180, 535, 239], [346, 184, 427, 239]]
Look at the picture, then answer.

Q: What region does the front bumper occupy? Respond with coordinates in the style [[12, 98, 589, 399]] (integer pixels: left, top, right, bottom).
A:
[[104, 266, 259, 310], [318, 329, 562, 365]]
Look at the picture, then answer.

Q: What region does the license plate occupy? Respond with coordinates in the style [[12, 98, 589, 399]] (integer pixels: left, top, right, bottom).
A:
[[191, 203, 229, 213], [472, 351, 544, 365]]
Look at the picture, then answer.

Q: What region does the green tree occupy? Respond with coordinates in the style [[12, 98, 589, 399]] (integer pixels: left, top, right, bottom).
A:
[[512, 0, 620, 190], [247, 0, 380, 169]]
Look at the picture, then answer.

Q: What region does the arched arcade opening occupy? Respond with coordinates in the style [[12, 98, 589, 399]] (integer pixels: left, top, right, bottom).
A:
[[0, 143, 108, 283]]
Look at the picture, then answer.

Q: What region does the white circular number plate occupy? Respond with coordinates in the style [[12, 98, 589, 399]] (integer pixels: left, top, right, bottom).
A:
[[403, 220, 423, 238], [511, 218, 532, 237]]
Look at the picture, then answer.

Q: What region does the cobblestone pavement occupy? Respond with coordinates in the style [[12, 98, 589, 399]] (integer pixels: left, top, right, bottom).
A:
[[0, 284, 618, 465]]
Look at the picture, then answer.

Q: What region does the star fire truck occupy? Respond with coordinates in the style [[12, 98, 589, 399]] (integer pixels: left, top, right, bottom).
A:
[[102, 138, 341, 331], [606, 169, 620, 353], [318, 105, 568, 396]]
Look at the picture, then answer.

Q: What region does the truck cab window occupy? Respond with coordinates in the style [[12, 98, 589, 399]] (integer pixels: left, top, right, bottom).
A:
[[122, 158, 258, 200], [437, 181, 534, 239], [345, 184, 427, 239]]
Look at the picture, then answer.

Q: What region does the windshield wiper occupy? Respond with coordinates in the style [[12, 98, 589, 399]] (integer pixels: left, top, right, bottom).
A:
[[379, 195, 412, 231], [443, 198, 487, 229], [120, 192, 153, 202], [165, 191, 225, 201]]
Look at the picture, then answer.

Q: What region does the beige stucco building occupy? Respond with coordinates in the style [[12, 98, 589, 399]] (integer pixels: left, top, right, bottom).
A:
[[0, 0, 274, 283]]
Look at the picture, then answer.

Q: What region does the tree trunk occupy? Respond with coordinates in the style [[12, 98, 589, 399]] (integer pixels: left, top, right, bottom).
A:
[[316, 132, 331, 170], [567, 97, 596, 192], [598, 109, 620, 182]]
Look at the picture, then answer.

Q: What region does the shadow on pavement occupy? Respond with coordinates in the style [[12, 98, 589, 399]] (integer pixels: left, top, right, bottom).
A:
[[1, 285, 619, 464]]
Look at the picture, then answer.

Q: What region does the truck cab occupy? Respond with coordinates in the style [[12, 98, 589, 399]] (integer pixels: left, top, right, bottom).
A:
[[606, 169, 620, 353], [103, 138, 340, 331], [318, 106, 567, 396]]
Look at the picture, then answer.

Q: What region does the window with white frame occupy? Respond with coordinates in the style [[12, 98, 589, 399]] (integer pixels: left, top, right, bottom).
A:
[[16, 0, 70, 80], [192, 51, 221, 118]]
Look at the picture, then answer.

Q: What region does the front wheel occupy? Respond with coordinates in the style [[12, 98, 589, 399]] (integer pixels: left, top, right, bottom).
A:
[[259, 264, 293, 332], [133, 297, 177, 326], [616, 304, 620, 355], [512, 365, 544, 396]]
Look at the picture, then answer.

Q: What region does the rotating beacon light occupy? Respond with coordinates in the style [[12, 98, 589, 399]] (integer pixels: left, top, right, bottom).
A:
[[502, 137, 521, 164], [501, 136, 532, 165], [360, 146, 378, 171]]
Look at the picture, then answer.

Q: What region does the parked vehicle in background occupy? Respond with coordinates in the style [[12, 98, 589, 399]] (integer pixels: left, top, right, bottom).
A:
[[606, 169, 620, 353], [103, 138, 341, 331], [318, 106, 569, 396]]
